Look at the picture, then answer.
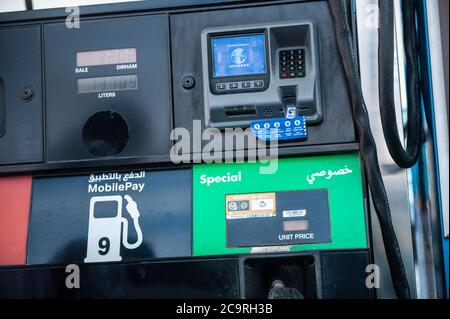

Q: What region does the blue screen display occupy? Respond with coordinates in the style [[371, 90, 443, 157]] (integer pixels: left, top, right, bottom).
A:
[[212, 34, 267, 77]]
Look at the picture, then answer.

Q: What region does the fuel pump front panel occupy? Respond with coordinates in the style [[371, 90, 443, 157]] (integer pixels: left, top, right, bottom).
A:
[[0, 0, 382, 300]]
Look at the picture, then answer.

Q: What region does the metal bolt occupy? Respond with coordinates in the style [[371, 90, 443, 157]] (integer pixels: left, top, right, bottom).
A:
[[21, 87, 34, 101], [182, 75, 195, 90]]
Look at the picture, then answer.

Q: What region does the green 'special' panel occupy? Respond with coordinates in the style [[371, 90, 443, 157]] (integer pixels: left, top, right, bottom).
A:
[[193, 153, 367, 256]]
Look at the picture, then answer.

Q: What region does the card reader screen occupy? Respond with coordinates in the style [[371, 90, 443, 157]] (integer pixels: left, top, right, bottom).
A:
[[212, 34, 266, 78]]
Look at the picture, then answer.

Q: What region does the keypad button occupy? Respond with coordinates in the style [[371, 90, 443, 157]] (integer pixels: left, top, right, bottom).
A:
[[242, 81, 251, 88], [229, 82, 239, 89], [254, 80, 264, 87], [279, 48, 306, 79], [216, 83, 226, 90]]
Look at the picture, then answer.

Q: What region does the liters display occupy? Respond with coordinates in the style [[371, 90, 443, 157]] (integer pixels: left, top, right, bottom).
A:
[[77, 75, 138, 94], [212, 34, 266, 77], [76, 48, 137, 67]]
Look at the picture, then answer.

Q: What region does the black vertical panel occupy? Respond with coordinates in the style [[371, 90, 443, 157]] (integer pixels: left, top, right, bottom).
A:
[[320, 251, 374, 299], [0, 25, 43, 164]]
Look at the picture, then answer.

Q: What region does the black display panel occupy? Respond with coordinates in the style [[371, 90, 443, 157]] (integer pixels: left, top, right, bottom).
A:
[[171, 1, 356, 150], [44, 15, 172, 163]]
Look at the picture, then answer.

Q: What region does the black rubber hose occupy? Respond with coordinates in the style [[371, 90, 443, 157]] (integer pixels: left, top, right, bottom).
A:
[[378, 0, 422, 168], [327, 0, 411, 299]]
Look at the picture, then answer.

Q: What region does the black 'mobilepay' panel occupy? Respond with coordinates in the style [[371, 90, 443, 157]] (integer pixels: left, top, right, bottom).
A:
[[0, 26, 43, 165], [44, 15, 172, 163], [27, 169, 192, 265], [171, 1, 355, 150]]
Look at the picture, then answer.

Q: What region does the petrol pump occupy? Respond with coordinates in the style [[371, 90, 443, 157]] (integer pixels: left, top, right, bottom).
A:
[[0, 0, 447, 299]]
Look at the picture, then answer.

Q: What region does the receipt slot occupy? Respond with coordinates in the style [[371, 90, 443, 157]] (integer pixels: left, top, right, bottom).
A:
[[84, 195, 143, 263]]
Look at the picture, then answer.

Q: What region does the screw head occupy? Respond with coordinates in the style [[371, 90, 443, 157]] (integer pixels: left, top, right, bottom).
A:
[[182, 75, 195, 90], [21, 87, 34, 101]]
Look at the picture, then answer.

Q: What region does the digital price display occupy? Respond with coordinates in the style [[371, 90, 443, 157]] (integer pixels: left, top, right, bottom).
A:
[[212, 34, 266, 77], [76, 48, 137, 67], [77, 75, 138, 94]]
